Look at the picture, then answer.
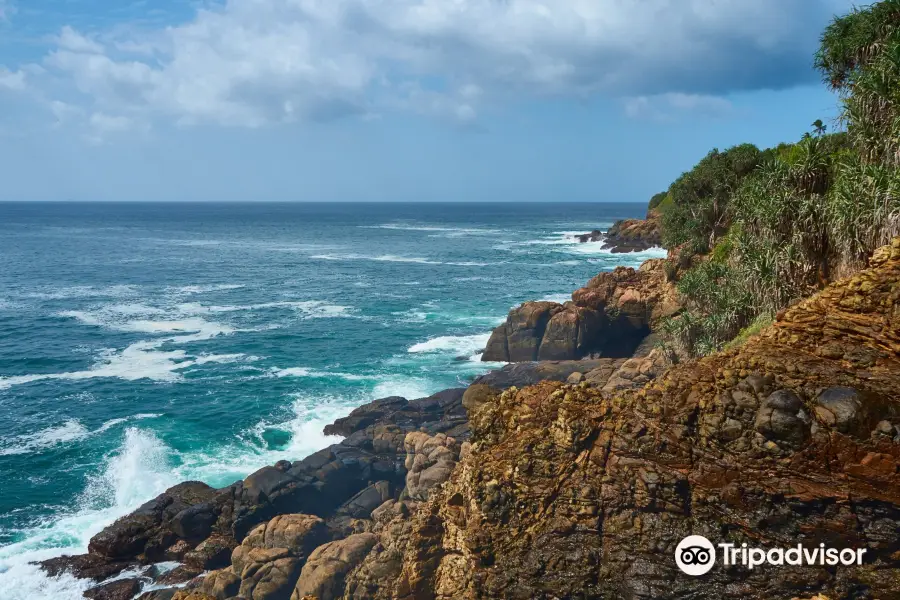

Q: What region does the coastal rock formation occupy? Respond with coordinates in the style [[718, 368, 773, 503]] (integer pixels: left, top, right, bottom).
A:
[[573, 211, 661, 254], [600, 212, 662, 253], [483, 259, 678, 362], [48, 388, 471, 598], [343, 238, 900, 599]]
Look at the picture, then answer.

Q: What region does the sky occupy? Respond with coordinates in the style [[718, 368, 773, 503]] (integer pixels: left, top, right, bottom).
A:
[[0, 0, 855, 202]]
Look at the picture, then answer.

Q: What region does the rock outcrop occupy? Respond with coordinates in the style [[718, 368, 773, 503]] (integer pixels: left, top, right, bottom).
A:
[[483, 259, 679, 362], [573, 211, 662, 254], [600, 211, 662, 253], [341, 238, 900, 599], [54, 388, 472, 599]]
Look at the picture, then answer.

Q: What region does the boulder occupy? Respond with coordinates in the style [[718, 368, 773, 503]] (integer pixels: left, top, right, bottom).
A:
[[403, 432, 460, 501], [291, 533, 378, 600], [86, 481, 220, 561], [323, 397, 408, 437], [461, 384, 498, 414], [754, 389, 811, 448], [814, 386, 877, 438], [600, 214, 662, 253], [335, 481, 392, 519], [83, 578, 142, 600], [183, 534, 236, 570], [482, 301, 562, 362]]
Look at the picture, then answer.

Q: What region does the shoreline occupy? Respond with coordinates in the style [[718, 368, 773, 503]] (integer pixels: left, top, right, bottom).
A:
[[15, 220, 663, 600]]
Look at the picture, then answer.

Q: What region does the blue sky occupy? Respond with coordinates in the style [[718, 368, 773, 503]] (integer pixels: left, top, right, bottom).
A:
[[0, 0, 853, 202]]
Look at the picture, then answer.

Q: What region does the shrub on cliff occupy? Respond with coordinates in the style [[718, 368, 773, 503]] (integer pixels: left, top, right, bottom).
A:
[[658, 0, 900, 358], [660, 143, 763, 254]]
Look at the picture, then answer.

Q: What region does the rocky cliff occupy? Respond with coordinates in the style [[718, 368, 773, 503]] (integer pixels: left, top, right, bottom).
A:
[[44, 240, 900, 600], [574, 211, 662, 254], [340, 238, 900, 600], [482, 258, 679, 362]]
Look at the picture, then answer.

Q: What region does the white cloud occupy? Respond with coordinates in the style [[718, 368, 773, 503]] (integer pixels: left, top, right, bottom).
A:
[[57, 26, 106, 54], [0, 68, 26, 92], [624, 93, 735, 121], [15, 0, 848, 130]]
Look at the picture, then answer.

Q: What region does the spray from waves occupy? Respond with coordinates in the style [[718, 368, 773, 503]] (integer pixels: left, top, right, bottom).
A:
[[0, 395, 352, 600], [0, 341, 249, 391], [168, 284, 245, 295], [310, 254, 492, 267], [0, 414, 161, 457], [357, 224, 502, 236], [566, 244, 668, 259], [540, 293, 572, 305], [0, 428, 178, 600], [407, 332, 491, 360], [174, 301, 353, 319], [271, 367, 379, 382]]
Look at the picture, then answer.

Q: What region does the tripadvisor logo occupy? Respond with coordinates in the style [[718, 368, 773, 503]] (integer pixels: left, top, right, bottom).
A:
[[675, 535, 867, 576]]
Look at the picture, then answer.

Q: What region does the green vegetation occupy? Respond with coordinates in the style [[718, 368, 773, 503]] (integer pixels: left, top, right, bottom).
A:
[[656, 0, 900, 358]]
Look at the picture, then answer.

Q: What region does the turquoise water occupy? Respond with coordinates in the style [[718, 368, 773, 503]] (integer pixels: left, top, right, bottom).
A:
[[0, 202, 664, 597]]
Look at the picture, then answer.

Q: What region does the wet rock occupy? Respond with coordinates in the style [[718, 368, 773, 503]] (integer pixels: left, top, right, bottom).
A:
[[155, 564, 203, 586], [323, 397, 408, 437], [473, 359, 623, 389], [83, 578, 142, 600], [183, 534, 236, 570], [86, 481, 220, 561], [814, 386, 875, 437], [40, 553, 135, 582]]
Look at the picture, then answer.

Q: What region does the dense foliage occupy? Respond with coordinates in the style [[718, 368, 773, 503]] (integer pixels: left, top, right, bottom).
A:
[[657, 0, 900, 358]]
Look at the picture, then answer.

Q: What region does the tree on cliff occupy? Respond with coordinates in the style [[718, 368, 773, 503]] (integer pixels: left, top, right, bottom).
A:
[[657, 0, 900, 359]]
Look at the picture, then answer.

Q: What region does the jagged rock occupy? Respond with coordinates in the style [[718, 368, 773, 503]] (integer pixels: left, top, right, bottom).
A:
[[290, 533, 378, 600], [86, 481, 222, 561], [754, 389, 810, 448], [155, 564, 203, 585], [600, 347, 670, 392], [403, 432, 460, 501], [601, 213, 662, 253], [183, 534, 236, 570], [39, 553, 135, 582], [473, 359, 624, 389], [484, 260, 678, 362], [336, 481, 392, 519], [323, 397, 408, 437], [83, 578, 142, 600], [339, 238, 900, 600]]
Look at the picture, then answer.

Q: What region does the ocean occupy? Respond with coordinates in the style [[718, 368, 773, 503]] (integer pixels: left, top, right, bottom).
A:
[[0, 201, 664, 598]]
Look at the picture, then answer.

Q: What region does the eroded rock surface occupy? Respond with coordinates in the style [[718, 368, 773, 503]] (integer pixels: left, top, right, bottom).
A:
[[483, 259, 679, 362], [340, 239, 900, 599]]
